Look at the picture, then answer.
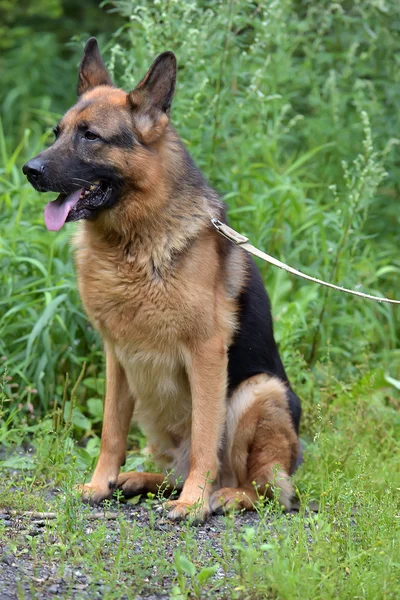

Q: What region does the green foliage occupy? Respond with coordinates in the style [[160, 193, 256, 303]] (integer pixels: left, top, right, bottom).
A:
[[0, 372, 399, 599], [172, 552, 219, 599], [1, 0, 399, 420], [107, 0, 400, 370], [0, 1, 123, 140], [0, 2, 400, 597]]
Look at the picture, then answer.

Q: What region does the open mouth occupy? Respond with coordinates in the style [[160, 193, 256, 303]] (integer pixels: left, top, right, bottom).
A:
[[44, 181, 111, 231]]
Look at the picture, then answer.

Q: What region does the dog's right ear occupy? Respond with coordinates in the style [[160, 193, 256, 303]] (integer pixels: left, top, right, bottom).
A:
[[127, 52, 177, 143], [77, 38, 113, 96]]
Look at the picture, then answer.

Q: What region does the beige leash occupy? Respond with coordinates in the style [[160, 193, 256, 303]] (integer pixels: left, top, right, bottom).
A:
[[211, 219, 400, 305]]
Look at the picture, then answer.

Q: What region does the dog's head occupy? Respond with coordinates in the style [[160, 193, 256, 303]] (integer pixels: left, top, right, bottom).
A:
[[23, 38, 177, 231]]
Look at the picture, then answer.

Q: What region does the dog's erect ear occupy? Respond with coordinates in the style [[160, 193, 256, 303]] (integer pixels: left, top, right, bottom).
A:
[[77, 38, 113, 96], [128, 52, 177, 142], [130, 52, 177, 114]]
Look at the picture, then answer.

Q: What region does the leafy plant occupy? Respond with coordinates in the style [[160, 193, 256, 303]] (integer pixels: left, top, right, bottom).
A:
[[0, 3, 399, 597]]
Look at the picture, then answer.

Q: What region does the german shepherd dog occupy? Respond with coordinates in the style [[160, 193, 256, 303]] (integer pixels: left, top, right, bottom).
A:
[[23, 39, 301, 521]]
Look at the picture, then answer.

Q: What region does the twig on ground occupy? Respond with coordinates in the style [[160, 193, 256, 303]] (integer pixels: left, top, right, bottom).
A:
[[0, 510, 119, 520]]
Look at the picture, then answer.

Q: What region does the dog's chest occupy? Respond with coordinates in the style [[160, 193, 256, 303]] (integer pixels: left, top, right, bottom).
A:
[[74, 234, 199, 437], [115, 343, 191, 437], [75, 239, 195, 346]]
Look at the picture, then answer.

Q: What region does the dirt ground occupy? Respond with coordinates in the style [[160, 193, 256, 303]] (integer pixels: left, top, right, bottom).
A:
[[0, 501, 280, 600]]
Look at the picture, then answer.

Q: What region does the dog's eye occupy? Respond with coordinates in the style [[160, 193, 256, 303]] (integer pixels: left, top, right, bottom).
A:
[[84, 131, 99, 141]]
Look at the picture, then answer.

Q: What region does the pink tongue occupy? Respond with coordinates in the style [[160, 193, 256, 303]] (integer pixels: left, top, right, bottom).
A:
[[44, 189, 83, 231]]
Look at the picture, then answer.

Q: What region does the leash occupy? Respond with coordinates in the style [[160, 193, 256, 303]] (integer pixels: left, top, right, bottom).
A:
[[211, 219, 400, 305]]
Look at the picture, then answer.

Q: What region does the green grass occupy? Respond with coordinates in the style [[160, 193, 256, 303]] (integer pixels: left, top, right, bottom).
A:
[[1, 371, 399, 599], [1, 0, 400, 598]]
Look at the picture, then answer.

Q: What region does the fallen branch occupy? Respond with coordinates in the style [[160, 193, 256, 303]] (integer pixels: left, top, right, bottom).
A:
[[0, 510, 119, 520]]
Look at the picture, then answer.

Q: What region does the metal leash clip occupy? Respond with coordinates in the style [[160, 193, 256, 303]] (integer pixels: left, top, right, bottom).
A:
[[211, 218, 249, 245]]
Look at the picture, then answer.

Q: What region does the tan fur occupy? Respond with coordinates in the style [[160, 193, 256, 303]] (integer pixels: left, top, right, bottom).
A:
[[64, 48, 300, 519], [75, 214, 238, 517], [210, 374, 299, 512]]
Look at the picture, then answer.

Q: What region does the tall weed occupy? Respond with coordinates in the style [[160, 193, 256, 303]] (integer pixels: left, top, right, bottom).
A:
[[0, 0, 399, 425]]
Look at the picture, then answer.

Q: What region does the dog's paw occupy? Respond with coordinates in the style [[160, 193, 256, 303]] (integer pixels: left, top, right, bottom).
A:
[[163, 499, 210, 523], [116, 472, 145, 498], [76, 482, 114, 506], [210, 487, 254, 514]]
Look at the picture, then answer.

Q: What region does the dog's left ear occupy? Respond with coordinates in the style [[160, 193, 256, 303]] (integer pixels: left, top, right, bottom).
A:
[[128, 52, 177, 143], [77, 38, 113, 96]]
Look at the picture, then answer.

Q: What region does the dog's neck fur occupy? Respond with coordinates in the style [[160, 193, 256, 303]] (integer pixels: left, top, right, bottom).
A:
[[82, 128, 223, 275]]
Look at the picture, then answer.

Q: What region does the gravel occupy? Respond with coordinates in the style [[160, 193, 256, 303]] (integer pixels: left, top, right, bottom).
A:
[[0, 500, 275, 600]]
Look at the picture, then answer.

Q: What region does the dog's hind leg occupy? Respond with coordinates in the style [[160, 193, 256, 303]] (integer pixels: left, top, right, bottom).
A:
[[116, 472, 182, 499], [210, 374, 299, 513]]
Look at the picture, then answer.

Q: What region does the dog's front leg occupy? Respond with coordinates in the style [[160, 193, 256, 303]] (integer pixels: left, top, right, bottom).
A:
[[81, 345, 134, 505], [166, 336, 227, 521]]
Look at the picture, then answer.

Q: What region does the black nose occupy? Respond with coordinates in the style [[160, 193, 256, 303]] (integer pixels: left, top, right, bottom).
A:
[[22, 158, 44, 181]]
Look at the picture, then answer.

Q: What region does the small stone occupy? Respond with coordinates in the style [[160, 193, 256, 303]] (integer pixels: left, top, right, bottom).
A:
[[1, 553, 13, 566]]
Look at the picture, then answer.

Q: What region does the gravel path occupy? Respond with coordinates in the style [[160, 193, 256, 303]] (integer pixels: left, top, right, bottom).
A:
[[0, 501, 275, 600]]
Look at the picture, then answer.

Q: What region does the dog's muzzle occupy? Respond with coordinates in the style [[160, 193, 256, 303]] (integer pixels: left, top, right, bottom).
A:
[[22, 158, 46, 190]]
